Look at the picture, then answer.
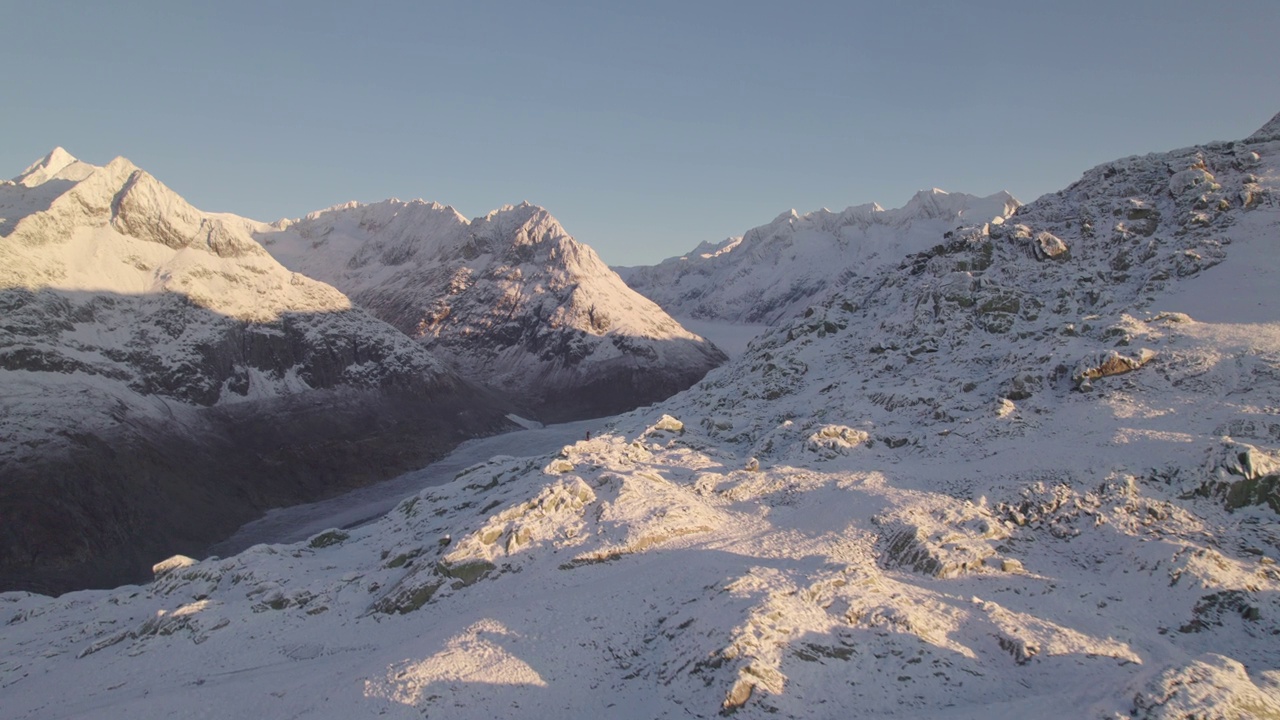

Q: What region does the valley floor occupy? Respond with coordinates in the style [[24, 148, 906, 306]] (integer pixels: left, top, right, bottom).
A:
[[207, 418, 603, 556]]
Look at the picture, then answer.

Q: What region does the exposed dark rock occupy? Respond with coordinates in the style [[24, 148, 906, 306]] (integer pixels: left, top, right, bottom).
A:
[[0, 379, 513, 595]]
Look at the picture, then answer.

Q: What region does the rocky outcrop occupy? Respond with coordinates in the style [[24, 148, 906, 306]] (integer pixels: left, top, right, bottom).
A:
[[1188, 439, 1280, 513], [1072, 348, 1157, 391]]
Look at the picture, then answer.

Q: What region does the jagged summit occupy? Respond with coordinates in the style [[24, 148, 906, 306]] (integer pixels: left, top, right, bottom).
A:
[[484, 199, 540, 218], [471, 201, 573, 251], [13, 147, 78, 184], [899, 187, 1020, 222], [303, 197, 463, 221], [10, 147, 96, 188], [1246, 108, 1280, 143]]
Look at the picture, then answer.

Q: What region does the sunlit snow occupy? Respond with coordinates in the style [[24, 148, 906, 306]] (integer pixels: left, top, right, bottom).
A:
[[4, 115, 1280, 718]]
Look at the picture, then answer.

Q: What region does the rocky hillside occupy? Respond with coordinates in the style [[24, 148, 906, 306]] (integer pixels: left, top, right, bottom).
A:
[[260, 200, 726, 421], [678, 126, 1278, 456], [618, 189, 1020, 324], [3, 113, 1280, 718], [0, 150, 515, 594]]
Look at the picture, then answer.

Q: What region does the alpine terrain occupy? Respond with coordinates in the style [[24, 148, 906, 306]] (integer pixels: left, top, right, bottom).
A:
[[0, 150, 515, 594], [259, 200, 727, 421], [618, 189, 1021, 325], [3, 112, 1280, 718]]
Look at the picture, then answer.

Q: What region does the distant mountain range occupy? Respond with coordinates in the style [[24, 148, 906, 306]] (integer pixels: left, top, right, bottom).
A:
[[618, 188, 1020, 324]]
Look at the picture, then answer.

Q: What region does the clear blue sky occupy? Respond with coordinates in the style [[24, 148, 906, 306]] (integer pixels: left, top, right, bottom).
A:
[[6, 1, 1278, 265]]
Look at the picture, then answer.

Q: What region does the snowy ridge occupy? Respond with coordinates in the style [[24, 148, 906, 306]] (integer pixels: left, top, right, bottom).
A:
[[261, 199, 726, 421], [619, 189, 1020, 325], [0, 150, 454, 412], [4, 115, 1280, 718]]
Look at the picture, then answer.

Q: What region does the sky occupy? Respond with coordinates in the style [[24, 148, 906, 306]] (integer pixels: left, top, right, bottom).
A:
[[5, 1, 1279, 266]]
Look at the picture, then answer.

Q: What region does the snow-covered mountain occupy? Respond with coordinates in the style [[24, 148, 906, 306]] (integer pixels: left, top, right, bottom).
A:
[[618, 189, 1020, 324], [258, 200, 727, 421], [5, 112, 1280, 718], [0, 150, 515, 594]]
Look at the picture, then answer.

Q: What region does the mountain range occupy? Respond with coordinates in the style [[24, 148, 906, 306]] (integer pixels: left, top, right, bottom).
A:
[[0, 151, 721, 593], [618, 188, 1021, 324], [2, 111, 1279, 717]]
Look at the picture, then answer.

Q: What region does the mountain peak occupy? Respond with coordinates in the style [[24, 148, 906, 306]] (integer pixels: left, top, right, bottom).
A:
[[304, 200, 363, 220], [102, 155, 141, 176], [477, 202, 563, 242], [770, 209, 801, 225], [486, 201, 547, 219], [898, 187, 1021, 223], [14, 147, 82, 186], [899, 187, 959, 219], [984, 190, 1023, 217], [1246, 109, 1280, 143], [40, 145, 77, 168]]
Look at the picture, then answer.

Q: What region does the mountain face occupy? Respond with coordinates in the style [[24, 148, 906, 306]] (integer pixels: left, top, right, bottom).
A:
[[259, 200, 727, 422], [0, 151, 515, 594], [618, 189, 1020, 324], [4, 113, 1280, 719]]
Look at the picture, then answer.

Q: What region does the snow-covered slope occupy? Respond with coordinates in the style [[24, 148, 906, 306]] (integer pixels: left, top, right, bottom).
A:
[[0, 151, 514, 593], [0, 150, 432, 402], [259, 200, 726, 421], [619, 189, 1020, 325], [5, 114, 1280, 718]]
